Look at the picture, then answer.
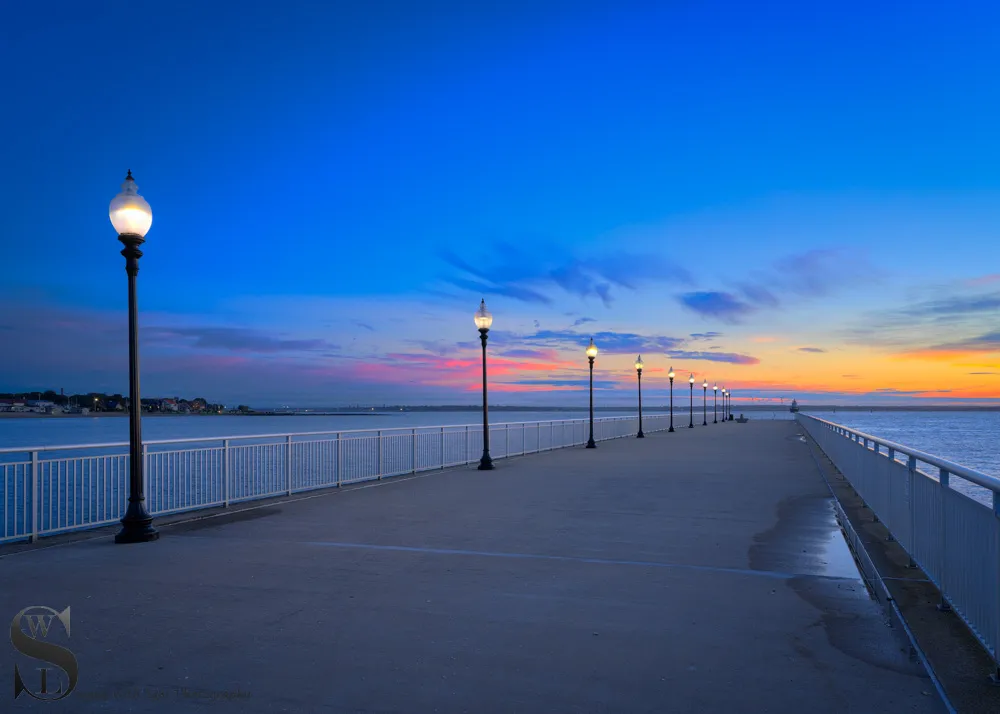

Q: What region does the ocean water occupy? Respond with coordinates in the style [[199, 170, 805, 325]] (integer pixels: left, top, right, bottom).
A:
[[802, 410, 999, 480], [0, 410, 647, 451]]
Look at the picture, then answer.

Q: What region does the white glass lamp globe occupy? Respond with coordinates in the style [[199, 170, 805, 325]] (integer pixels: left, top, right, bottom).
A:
[[689, 373, 695, 384], [668, 367, 675, 380], [702, 379, 708, 388], [634, 355, 644, 371], [713, 384, 718, 391], [474, 299, 493, 330], [586, 338, 598, 359], [109, 170, 152, 237]]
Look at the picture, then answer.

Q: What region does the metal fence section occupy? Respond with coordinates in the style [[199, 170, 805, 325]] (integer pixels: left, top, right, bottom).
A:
[[796, 413, 1000, 672], [1, 414, 670, 545]]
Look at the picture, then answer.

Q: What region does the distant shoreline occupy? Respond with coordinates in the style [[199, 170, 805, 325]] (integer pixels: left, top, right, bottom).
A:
[[2, 404, 996, 420]]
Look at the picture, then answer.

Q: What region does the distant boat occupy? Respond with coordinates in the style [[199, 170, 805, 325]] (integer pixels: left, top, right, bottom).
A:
[[789, 399, 799, 413]]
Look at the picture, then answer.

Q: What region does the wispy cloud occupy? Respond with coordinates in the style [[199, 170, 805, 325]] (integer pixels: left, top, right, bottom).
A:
[[352, 320, 375, 332], [440, 244, 692, 307], [572, 317, 597, 327], [496, 328, 685, 355], [689, 332, 723, 340], [663, 349, 760, 365], [678, 292, 755, 323], [797, 347, 826, 353], [147, 327, 338, 354]]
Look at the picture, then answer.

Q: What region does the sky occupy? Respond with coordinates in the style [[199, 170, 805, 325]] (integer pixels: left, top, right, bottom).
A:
[[1, 0, 998, 407]]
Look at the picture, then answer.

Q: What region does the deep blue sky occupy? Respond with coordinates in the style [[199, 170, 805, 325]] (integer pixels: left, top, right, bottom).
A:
[[2, 1, 999, 405]]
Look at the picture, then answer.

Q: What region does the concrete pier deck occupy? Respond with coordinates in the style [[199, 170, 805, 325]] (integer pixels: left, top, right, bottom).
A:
[[1, 421, 943, 713]]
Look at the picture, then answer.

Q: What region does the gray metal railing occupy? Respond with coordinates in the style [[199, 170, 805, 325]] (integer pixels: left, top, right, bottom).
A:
[[797, 413, 1000, 671], [1, 414, 670, 545]]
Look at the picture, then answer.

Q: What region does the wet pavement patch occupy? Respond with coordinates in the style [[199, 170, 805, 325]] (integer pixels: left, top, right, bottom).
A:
[[749, 494, 863, 580]]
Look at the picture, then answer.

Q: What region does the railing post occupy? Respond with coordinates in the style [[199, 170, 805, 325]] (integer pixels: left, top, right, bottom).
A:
[[377, 431, 383, 480], [505, 423, 509, 459], [336, 433, 342, 487], [143, 443, 150, 513], [223, 439, 230, 507], [885, 447, 894, 540], [30, 450, 39, 542], [440, 427, 445, 469], [466, 425, 470, 464], [937, 468, 951, 612], [286, 435, 293, 495], [907, 455, 917, 568], [412, 428, 417, 473]]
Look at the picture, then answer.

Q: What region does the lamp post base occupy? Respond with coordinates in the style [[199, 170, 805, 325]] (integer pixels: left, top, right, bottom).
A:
[[688, 424, 693, 429], [478, 454, 494, 470], [586, 440, 597, 448], [115, 516, 159, 544], [703, 420, 707, 426], [668, 427, 674, 433], [636, 431, 644, 438]]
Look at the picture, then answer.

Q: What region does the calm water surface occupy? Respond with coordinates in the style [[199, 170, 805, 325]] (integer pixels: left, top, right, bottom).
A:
[[1, 409, 995, 479]]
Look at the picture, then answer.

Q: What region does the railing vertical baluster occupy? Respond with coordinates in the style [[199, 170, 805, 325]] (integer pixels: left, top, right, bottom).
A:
[[466, 425, 470, 464], [30, 451, 39, 542], [993, 491, 1000, 680], [505, 423, 509, 459], [223, 439, 230, 507], [286, 435, 293, 495], [142, 443, 149, 515], [336, 433, 342, 487], [441, 427, 445, 469], [412, 428, 417, 473], [378, 431, 383, 480], [938, 467, 951, 612], [907, 454, 917, 567]]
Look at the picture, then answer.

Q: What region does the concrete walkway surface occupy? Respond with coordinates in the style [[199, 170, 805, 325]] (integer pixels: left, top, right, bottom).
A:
[[1, 421, 943, 713]]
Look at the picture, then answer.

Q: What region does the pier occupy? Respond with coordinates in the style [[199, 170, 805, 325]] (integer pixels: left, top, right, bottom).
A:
[[6, 419, 998, 712]]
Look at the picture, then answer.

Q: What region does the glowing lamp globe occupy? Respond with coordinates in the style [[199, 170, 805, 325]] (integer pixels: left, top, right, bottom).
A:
[[702, 379, 708, 389], [713, 384, 718, 392], [668, 367, 675, 380], [689, 373, 695, 384], [586, 338, 598, 359], [109, 170, 152, 237], [474, 299, 493, 330], [634, 355, 644, 372]]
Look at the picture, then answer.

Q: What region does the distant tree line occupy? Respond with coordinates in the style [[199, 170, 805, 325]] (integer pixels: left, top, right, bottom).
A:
[[1, 390, 232, 414]]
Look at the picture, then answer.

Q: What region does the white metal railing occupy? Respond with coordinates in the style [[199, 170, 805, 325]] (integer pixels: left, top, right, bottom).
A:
[[0, 414, 670, 545], [797, 413, 1000, 671]]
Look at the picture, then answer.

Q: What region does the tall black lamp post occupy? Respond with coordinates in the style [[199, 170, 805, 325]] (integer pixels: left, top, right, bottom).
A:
[[688, 374, 695, 428], [729, 389, 734, 421], [586, 339, 598, 448], [475, 299, 494, 470], [634, 355, 644, 438], [110, 171, 159, 544], [702, 379, 708, 426], [667, 366, 675, 432], [713, 383, 718, 423], [722, 388, 728, 422]]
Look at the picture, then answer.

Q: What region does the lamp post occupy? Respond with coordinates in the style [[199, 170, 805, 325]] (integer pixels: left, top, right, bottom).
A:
[[635, 355, 645, 438], [729, 389, 734, 421], [688, 374, 695, 428], [586, 338, 598, 448], [721, 388, 726, 423], [110, 171, 158, 544], [668, 367, 675, 432], [702, 379, 708, 426], [713, 384, 718, 423], [475, 299, 494, 470]]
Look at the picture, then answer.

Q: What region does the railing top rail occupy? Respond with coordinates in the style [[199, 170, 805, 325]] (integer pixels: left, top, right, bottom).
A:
[[0, 413, 651, 454], [799, 413, 1000, 494]]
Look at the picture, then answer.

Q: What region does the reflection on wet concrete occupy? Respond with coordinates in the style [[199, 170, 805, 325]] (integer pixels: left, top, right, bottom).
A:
[[750, 493, 862, 581]]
